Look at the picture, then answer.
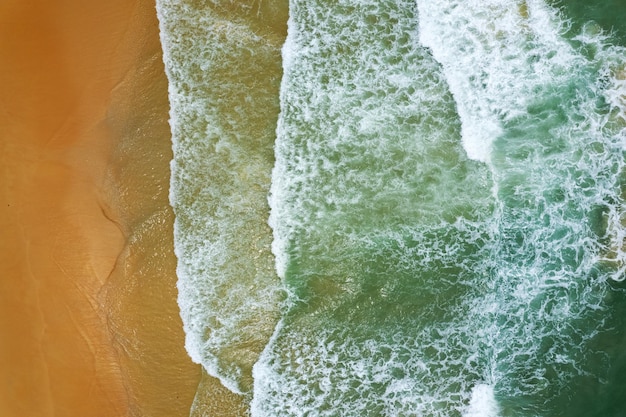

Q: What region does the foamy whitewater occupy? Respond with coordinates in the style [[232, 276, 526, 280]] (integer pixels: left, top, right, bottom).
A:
[[157, 0, 626, 415]]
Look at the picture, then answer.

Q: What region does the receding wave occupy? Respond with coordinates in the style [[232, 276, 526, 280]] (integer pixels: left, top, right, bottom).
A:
[[156, 0, 286, 396]]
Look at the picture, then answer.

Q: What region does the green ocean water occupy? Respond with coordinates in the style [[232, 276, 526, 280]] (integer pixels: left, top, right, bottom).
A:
[[157, 0, 626, 415]]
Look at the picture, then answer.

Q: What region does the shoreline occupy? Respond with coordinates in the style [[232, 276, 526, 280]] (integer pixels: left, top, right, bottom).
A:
[[0, 1, 200, 416]]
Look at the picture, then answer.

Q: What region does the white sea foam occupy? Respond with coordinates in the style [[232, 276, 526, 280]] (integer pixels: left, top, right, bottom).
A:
[[416, 0, 580, 163], [156, 0, 285, 394], [252, 313, 482, 416], [260, 0, 626, 412], [463, 384, 500, 417], [267, 0, 492, 279], [256, 0, 498, 413], [417, 0, 626, 408], [158, 0, 626, 412]]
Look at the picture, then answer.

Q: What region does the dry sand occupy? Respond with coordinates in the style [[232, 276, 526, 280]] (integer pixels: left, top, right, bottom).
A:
[[0, 1, 200, 416]]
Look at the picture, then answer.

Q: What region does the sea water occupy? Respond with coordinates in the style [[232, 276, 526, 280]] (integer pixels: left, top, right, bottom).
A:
[[157, 0, 626, 415], [156, 0, 287, 395]]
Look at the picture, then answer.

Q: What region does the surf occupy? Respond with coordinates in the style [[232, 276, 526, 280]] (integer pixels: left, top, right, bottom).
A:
[[156, 0, 626, 415], [156, 0, 287, 398]]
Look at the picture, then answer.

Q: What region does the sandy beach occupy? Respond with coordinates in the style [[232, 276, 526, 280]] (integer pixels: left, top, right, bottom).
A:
[[0, 1, 200, 416]]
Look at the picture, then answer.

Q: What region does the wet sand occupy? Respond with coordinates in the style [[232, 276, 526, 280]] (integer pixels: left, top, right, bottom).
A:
[[0, 1, 200, 416]]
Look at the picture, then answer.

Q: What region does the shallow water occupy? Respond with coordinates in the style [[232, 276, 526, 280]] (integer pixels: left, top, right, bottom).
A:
[[157, 0, 626, 415]]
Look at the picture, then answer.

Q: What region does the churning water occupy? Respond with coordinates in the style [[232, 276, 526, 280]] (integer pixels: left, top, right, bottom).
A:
[[157, 0, 626, 415]]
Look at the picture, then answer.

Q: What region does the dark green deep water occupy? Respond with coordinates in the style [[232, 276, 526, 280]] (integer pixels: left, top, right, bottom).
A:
[[159, 0, 626, 415], [554, 2, 626, 395], [552, 0, 626, 45]]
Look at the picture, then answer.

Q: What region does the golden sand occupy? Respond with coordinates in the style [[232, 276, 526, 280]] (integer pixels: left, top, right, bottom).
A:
[[0, 1, 200, 416]]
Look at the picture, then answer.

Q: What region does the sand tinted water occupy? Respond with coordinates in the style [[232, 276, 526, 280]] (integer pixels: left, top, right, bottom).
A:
[[157, 1, 288, 414]]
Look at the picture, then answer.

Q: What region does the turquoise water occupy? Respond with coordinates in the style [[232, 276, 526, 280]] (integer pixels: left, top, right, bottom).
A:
[[158, 0, 626, 415]]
